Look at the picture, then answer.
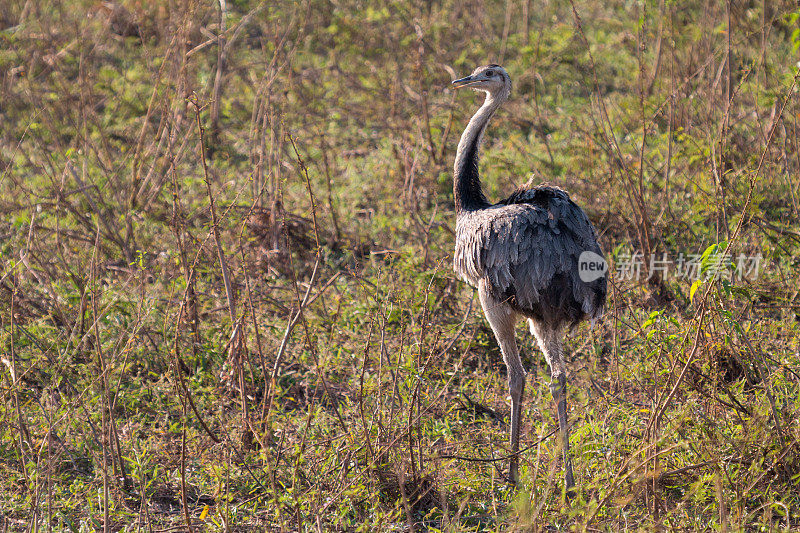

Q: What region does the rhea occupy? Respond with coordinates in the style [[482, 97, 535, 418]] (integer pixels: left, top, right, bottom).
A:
[[451, 64, 607, 490]]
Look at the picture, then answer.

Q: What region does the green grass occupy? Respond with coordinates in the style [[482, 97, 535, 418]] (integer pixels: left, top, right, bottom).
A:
[[1, 0, 800, 530]]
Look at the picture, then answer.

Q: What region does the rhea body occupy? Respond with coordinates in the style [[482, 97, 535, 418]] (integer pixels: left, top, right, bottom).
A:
[[451, 65, 607, 489]]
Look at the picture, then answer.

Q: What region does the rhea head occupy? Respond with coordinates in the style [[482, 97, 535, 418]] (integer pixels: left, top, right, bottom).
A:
[[451, 64, 511, 101]]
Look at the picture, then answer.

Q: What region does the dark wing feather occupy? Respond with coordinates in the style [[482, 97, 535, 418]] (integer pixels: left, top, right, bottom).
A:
[[454, 186, 606, 327]]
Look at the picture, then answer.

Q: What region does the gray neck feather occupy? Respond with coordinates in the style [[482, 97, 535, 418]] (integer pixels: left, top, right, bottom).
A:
[[453, 90, 507, 213]]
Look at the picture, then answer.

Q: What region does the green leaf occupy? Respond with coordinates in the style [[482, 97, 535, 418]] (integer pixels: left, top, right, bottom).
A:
[[642, 310, 661, 328], [690, 279, 703, 303]]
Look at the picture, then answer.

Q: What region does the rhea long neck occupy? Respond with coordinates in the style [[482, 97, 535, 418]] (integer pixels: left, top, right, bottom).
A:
[[453, 90, 506, 214]]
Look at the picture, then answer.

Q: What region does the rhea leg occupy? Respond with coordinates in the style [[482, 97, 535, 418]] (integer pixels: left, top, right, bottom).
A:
[[529, 320, 575, 492], [551, 373, 575, 491], [478, 283, 524, 484]]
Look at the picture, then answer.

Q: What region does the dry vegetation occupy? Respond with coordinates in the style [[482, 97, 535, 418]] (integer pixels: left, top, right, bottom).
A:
[[1, 0, 800, 531]]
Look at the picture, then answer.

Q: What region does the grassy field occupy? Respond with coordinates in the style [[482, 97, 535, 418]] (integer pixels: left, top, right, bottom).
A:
[[1, 0, 800, 530]]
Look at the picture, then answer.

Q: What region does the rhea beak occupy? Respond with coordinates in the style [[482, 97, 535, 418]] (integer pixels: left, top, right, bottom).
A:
[[451, 75, 475, 89]]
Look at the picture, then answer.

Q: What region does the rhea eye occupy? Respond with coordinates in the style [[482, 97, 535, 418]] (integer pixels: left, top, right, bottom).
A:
[[485, 70, 495, 77]]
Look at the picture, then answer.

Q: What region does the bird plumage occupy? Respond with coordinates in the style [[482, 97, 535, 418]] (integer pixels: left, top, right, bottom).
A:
[[454, 186, 606, 327], [450, 64, 607, 492]]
